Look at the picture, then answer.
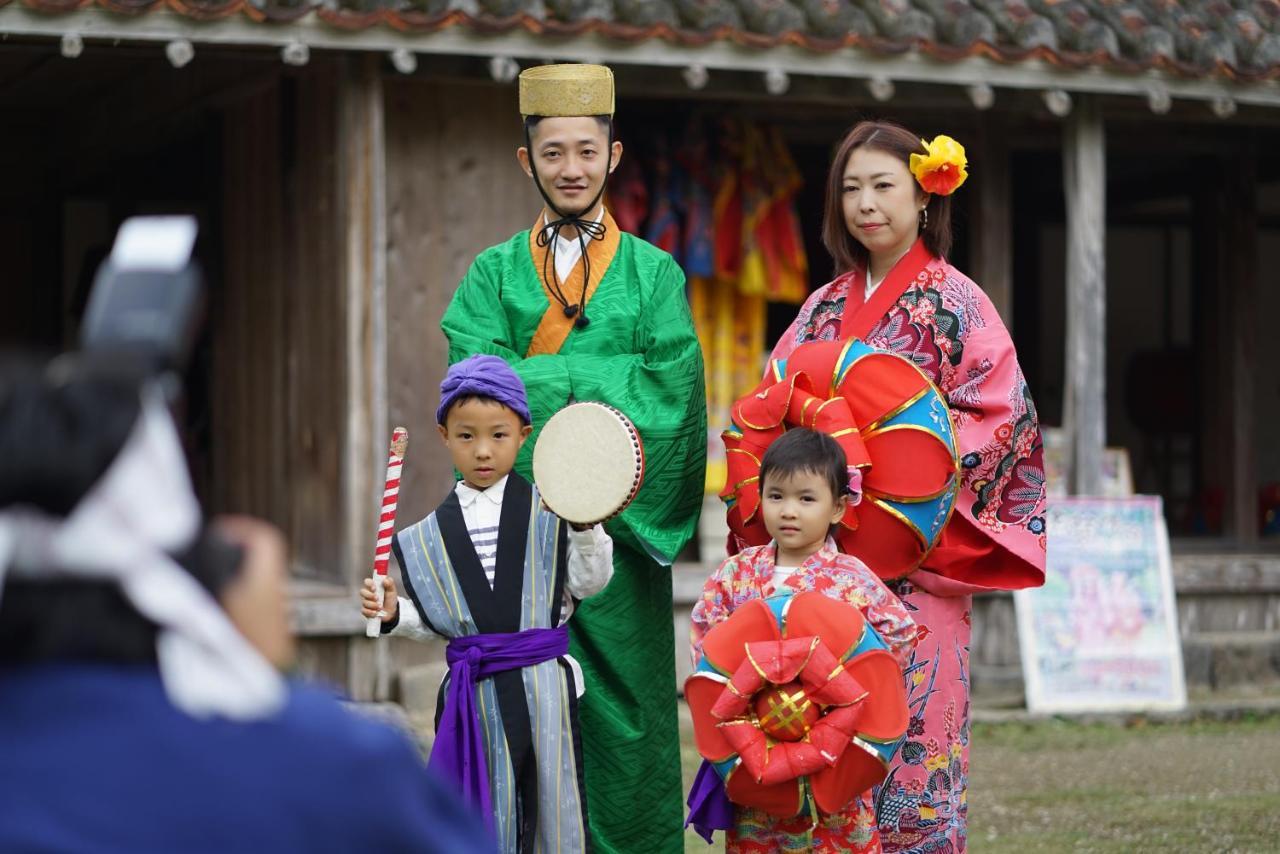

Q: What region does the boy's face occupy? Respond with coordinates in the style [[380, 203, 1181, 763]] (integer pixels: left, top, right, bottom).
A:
[[438, 398, 532, 490], [761, 469, 847, 566], [517, 116, 623, 218]]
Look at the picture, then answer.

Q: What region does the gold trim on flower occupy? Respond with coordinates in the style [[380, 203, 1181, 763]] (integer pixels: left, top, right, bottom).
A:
[[909, 135, 969, 196]]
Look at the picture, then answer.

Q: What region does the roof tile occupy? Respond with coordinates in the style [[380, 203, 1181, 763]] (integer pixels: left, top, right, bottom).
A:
[[8, 0, 1280, 80]]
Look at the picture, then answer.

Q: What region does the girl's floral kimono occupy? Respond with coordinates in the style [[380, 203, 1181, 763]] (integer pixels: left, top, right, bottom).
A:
[[691, 538, 918, 853], [770, 239, 1048, 852]]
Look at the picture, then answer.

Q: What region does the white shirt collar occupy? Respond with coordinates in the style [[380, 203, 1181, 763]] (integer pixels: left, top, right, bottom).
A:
[[455, 474, 508, 509]]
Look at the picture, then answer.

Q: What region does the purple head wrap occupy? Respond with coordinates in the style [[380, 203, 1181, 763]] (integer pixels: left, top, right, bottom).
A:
[[436, 354, 531, 425]]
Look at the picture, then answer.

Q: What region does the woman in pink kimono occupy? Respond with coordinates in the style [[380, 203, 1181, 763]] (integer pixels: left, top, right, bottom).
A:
[[769, 121, 1047, 852]]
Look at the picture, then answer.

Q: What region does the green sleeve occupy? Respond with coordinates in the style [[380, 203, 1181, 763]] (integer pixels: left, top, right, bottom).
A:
[[440, 253, 574, 400], [442, 254, 706, 564], [566, 257, 706, 563]]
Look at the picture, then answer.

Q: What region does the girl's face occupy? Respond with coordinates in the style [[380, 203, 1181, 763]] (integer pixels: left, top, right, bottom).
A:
[[761, 469, 847, 567], [840, 146, 928, 269]]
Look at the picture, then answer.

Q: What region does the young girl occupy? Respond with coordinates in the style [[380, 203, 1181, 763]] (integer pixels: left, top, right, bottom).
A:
[[691, 428, 917, 853]]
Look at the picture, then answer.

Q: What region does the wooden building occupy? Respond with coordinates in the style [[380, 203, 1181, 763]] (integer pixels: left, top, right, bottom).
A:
[[2, 0, 1278, 701]]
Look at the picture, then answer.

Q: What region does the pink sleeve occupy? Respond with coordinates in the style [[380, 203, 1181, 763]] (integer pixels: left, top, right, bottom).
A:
[[928, 291, 1047, 591], [689, 555, 737, 666], [860, 577, 918, 669], [835, 555, 919, 668]]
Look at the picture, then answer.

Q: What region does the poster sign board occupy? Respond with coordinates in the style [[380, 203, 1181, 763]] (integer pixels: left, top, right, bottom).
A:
[[1014, 496, 1187, 714]]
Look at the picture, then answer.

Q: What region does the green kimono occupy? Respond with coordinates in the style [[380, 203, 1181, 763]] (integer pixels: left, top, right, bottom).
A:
[[441, 217, 706, 854]]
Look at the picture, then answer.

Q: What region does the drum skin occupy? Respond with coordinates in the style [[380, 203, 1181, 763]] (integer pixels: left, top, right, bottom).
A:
[[533, 401, 645, 526]]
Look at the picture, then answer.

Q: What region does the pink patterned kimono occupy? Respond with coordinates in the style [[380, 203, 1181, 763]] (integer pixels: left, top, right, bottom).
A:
[[691, 538, 918, 853], [770, 245, 1048, 853]]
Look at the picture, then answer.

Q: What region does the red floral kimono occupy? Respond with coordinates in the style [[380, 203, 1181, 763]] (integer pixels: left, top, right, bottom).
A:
[[691, 539, 918, 853], [770, 240, 1047, 852]]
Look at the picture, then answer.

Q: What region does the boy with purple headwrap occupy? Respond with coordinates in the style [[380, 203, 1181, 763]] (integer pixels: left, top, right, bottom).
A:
[[361, 354, 613, 854]]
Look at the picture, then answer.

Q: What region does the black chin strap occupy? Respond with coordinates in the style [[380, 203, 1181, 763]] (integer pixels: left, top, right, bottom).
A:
[[526, 120, 614, 330]]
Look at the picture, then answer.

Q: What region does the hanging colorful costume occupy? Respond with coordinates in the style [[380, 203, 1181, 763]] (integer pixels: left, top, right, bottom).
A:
[[766, 135, 1047, 852], [440, 64, 705, 854], [690, 120, 810, 495]]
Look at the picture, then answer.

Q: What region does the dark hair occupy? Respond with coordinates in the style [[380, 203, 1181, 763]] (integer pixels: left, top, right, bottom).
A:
[[0, 356, 143, 516], [0, 356, 237, 664], [439, 394, 530, 426], [822, 120, 953, 275], [758, 428, 848, 503], [523, 114, 613, 141]]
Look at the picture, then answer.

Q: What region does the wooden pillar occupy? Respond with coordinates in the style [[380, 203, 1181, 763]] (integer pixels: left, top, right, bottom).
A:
[[970, 117, 1013, 326], [339, 55, 390, 700], [1063, 97, 1107, 496], [1191, 163, 1217, 534], [340, 54, 389, 588], [1225, 139, 1259, 544]]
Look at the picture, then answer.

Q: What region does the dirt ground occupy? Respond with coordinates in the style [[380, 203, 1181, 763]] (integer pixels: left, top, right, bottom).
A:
[[965, 716, 1280, 853], [680, 706, 1280, 853]]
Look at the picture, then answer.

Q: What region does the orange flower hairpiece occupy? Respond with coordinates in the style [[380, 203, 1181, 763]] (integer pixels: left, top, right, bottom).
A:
[[909, 135, 968, 196]]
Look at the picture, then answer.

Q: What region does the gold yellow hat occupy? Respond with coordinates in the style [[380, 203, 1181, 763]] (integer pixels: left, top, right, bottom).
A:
[[519, 64, 615, 118]]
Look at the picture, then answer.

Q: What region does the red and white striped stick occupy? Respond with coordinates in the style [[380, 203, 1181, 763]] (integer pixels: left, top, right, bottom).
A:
[[366, 427, 409, 638]]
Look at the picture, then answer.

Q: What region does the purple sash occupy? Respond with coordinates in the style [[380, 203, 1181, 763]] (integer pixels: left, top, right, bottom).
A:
[[428, 625, 569, 834], [685, 759, 735, 842]]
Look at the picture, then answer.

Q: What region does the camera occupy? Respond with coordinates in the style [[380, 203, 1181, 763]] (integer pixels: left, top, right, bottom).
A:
[[78, 215, 244, 584], [79, 216, 204, 387]]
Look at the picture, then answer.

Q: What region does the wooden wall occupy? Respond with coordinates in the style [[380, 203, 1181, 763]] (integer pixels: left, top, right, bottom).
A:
[[383, 76, 543, 528], [216, 63, 348, 581]]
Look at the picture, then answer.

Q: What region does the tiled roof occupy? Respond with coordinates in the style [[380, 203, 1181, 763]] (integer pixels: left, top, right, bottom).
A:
[[7, 0, 1280, 82]]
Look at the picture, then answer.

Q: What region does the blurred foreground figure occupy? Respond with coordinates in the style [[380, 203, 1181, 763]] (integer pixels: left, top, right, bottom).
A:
[[0, 360, 492, 853]]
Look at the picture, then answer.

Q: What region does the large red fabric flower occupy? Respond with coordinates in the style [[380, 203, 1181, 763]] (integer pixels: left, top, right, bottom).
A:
[[722, 338, 960, 580], [686, 592, 909, 818]]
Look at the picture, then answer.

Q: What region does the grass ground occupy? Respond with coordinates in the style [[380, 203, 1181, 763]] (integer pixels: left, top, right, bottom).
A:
[[680, 705, 1280, 852]]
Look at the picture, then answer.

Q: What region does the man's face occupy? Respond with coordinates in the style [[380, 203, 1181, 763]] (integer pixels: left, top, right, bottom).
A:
[[518, 116, 622, 217]]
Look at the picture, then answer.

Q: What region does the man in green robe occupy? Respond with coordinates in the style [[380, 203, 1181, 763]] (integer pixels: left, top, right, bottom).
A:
[[440, 64, 705, 853]]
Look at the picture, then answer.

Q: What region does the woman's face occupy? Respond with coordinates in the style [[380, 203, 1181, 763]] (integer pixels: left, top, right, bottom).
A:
[[840, 146, 928, 268]]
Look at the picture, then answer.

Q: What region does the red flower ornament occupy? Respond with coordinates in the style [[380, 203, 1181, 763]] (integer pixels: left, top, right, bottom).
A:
[[722, 338, 960, 580], [686, 592, 910, 819]]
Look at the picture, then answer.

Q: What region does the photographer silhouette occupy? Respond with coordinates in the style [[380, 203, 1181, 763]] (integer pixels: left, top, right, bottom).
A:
[[0, 216, 492, 853]]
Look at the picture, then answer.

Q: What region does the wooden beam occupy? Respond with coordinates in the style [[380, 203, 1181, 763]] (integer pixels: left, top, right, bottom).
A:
[[340, 52, 389, 588], [338, 53, 390, 701], [1191, 160, 1218, 537], [1226, 140, 1259, 545], [1063, 96, 1107, 496], [970, 115, 1013, 326]]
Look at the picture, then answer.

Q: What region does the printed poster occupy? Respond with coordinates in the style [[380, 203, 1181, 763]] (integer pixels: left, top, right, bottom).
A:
[[1014, 496, 1186, 713]]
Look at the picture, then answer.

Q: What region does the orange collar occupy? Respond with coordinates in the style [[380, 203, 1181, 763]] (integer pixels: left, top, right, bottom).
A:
[[524, 209, 622, 357]]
